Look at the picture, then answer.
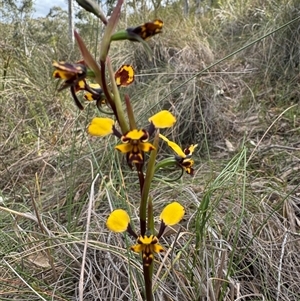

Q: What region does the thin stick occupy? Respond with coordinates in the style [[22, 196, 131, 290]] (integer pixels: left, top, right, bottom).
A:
[[276, 231, 288, 301], [79, 174, 99, 301]]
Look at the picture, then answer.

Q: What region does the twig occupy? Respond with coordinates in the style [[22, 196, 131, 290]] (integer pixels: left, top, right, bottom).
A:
[[276, 231, 289, 301], [79, 173, 99, 301], [258, 144, 300, 153], [235, 293, 265, 300]]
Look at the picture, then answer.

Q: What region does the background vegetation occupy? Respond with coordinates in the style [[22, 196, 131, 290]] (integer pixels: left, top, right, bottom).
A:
[[0, 0, 300, 300]]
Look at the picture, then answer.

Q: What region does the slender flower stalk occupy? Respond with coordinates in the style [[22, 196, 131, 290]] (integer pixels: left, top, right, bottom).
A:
[[75, 0, 108, 24], [140, 132, 159, 235], [106, 58, 129, 134], [74, 31, 102, 91], [124, 94, 137, 130]]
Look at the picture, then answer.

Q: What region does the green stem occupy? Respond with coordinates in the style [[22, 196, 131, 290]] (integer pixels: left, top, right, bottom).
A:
[[137, 166, 145, 198], [140, 132, 159, 236], [124, 94, 137, 130], [154, 157, 177, 172], [147, 197, 154, 278], [143, 264, 154, 301], [147, 197, 154, 233], [100, 0, 123, 61], [100, 60, 117, 115], [110, 30, 152, 59], [106, 58, 129, 134], [74, 31, 102, 86]]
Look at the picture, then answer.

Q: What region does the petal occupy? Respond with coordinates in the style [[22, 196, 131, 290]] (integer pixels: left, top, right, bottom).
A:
[[189, 144, 198, 153], [88, 83, 104, 95], [84, 91, 104, 102], [184, 144, 198, 156], [160, 202, 184, 226], [115, 65, 135, 87], [139, 142, 155, 152], [130, 19, 163, 40], [53, 69, 73, 79], [52, 61, 86, 79], [76, 80, 86, 90], [88, 118, 114, 136], [89, 83, 101, 89], [180, 159, 195, 175], [159, 134, 186, 158], [152, 243, 164, 254], [149, 110, 176, 128], [84, 85, 104, 102], [115, 143, 133, 154], [184, 166, 194, 175], [128, 151, 144, 164], [131, 243, 143, 253], [138, 235, 155, 245], [125, 129, 147, 140], [143, 252, 154, 266], [84, 92, 95, 101], [106, 209, 130, 232]]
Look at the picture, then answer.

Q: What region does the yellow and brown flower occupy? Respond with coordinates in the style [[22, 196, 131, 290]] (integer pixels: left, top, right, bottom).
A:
[[88, 110, 176, 168], [52, 61, 87, 110], [106, 202, 184, 266], [53, 61, 87, 91], [159, 134, 198, 175], [111, 19, 163, 42], [127, 19, 163, 41]]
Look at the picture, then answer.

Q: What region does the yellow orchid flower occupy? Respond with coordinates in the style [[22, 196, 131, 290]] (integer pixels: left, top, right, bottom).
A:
[[159, 134, 198, 175], [111, 19, 163, 42], [52, 61, 87, 87], [116, 129, 155, 166], [128, 19, 163, 41], [88, 111, 176, 168], [106, 202, 184, 266], [131, 235, 164, 266], [52, 61, 87, 110]]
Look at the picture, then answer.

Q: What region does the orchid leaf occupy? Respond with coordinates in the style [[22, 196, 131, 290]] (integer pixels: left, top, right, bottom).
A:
[[74, 31, 102, 87], [100, 0, 123, 62], [75, 0, 108, 25]]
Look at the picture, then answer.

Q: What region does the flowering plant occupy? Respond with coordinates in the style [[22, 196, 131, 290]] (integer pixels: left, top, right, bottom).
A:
[[52, 1, 197, 299]]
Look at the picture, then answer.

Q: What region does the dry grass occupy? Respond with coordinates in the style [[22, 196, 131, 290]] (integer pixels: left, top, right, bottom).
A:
[[1, 0, 300, 300]]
